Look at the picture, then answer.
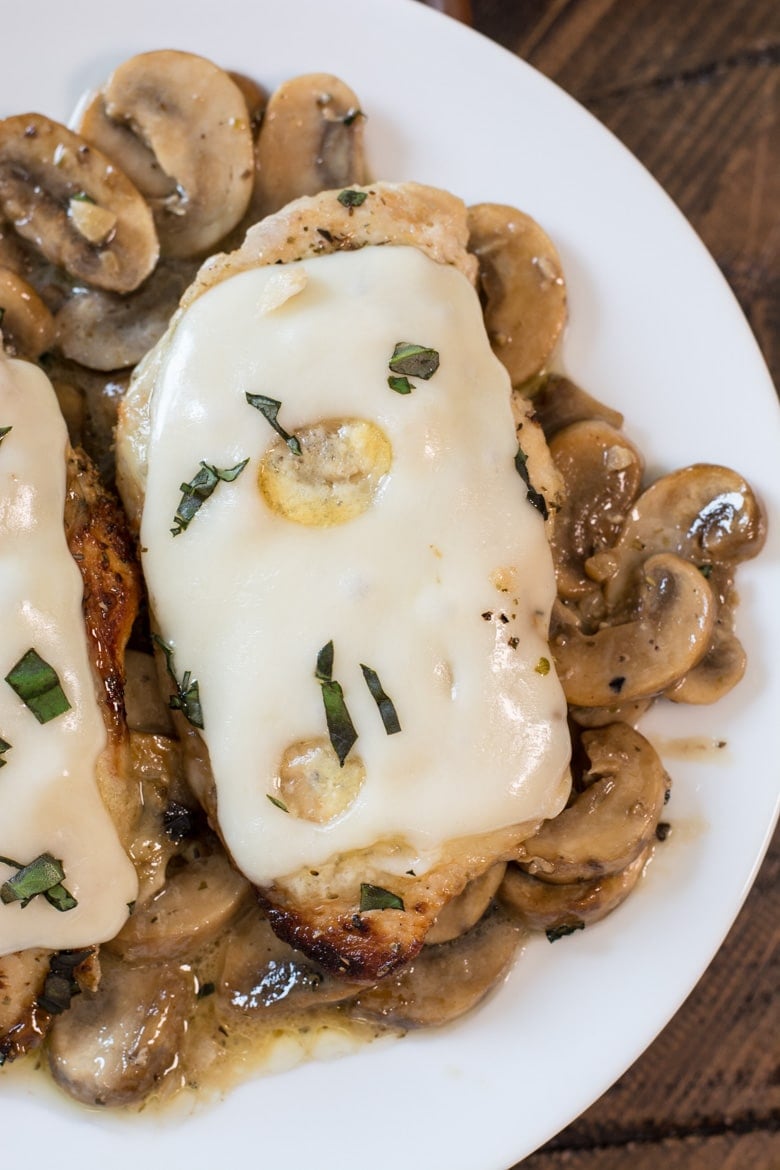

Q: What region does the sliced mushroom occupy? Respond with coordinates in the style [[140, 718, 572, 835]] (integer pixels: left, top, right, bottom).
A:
[[569, 696, 653, 728], [551, 553, 716, 707], [516, 723, 669, 884], [499, 845, 652, 932], [47, 954, 196, 1107], [468, 202, 567, 388], [216, 906, 358, 1024], [528, 372, 625, 438], [548, 419, 644, 601], [86, 50, 255, 257], [0, 266, 55, 357], [666, 623, 747, 704], [347, 906, 523, 1029], [591, 465, 767, 610], [425, 862, 507, 945], [250, 73, 367, 221], [107, 848, 251, 963], [0, 113, 158, 292], [53, 257, 196, 371]]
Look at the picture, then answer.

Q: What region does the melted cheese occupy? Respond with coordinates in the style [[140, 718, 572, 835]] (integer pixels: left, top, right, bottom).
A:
[[0, 355, 137, 956], [140, 246, 571, 885]]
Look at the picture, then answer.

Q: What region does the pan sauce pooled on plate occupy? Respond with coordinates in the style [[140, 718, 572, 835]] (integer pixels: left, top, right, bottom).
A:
[[0, 48, 767, 1109]]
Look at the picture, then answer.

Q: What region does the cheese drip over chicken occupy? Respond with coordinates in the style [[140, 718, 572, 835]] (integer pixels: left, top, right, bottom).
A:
[[0, 354, 137, 956], [140, 246, 571, 885]]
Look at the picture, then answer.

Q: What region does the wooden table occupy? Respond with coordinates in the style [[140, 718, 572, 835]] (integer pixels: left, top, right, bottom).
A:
[[424, 1, 779, 1166]]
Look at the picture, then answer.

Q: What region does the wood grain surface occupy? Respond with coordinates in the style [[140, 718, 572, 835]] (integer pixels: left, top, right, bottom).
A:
[[426, 0, 779, 1166]]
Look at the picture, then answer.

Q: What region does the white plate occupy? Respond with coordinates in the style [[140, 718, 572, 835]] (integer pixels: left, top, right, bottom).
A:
[[2, 1, 779, 1166]]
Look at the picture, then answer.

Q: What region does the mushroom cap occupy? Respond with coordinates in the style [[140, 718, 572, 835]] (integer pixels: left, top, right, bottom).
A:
[[516, 723, 669, 884], [0, 113, 159, 293], [499, 844, 652, 932], [551, 552, 717, 707], [250, 72, 367, 222], [594, 464, 767, 611], [548, 419, 644, 600], [98, 50, 255, 258], [468, 202, 567, 388]]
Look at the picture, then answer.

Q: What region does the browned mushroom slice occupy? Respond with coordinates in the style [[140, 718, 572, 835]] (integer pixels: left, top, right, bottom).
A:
[[516, 723, 669, 884], [216, 906, 359, 1025], [107, 849, 251, 964], [528, 372, 625, 438], [468, 202, 567, 388], [346, 906, 523, 1029], [85, 50, 255, 258], [54, 258, 196, 371], [591, 464, 767, 610], [250, 73, 367, 221], [569, 696, 653, 729], [548, 419, 644, 601], [47, 954, 196, 1107], [499, 845, 652, 933], [0, 113, 158, 292], [551, 553, 716, 707], [0, 266, 55, 358], [666, 623, 747, 704], [425, 863, 507, 945]]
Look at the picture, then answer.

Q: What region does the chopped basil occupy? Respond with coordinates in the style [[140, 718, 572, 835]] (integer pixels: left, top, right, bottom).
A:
[[5, 648, 71, 724], [0, 736, 10, 767], [337, 188, 368, 208], [245, 392, 302, 455], [37, 949, 92, 1014], [153, 635, 204, 729], [315, 640, 357, 767], [266, 794, 289, 813], [0, 852, 77, 912], [514, 445, 548, 519], [360, 664, 401, 735], [535, 657, 551, 676], [388, 342, 440, 381], [545, 920, 585, 943], [171, 458, 248, 536], [70, 190, 96, 204], [387, 374, 414, 395], [0, 426, 12, 444], [359, 882, 404, 912]]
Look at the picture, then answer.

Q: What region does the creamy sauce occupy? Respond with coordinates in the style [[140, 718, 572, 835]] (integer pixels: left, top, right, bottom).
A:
[[0, 355, 137, 955], [139, 246, 571, 885]]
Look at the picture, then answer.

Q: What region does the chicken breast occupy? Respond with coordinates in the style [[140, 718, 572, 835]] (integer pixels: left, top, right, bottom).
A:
[[116, 181, 571, 982], [0, 352, 140, 1060]]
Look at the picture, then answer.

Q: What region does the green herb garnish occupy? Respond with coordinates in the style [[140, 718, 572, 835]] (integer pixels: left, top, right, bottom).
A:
[[70, 191, 96, 204], [5, 649, 71, 724], [171, 458, 248, 536], [315, 640, 357, 767], [388, 342, 440, 381], [359, 882, 404, 912], [153, 635, 204, 729], [245, 393, 302, 456], [0, 426, 12, 444], [534, 657, 551, 676], [0, 852, 77, 912], [387, 375, 414, 395], [0, 736, 10, 768], [514, 445, 549, 519], [360, 664, 401, 735], [337, 188, 368, 208], [267, 794, 289, 813], [545, 920, 585, 943]]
